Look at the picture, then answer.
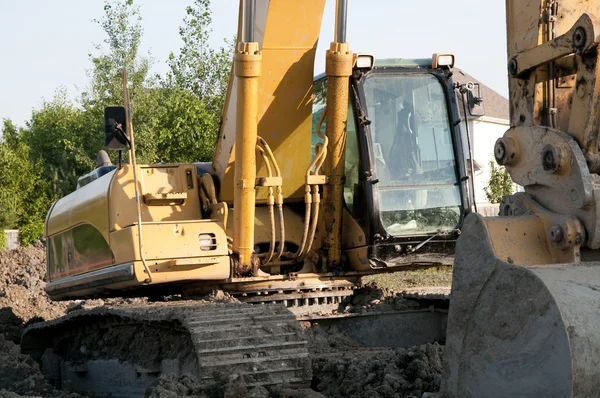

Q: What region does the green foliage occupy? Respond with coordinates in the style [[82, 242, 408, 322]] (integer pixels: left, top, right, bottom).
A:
[[0, 119, 49, 244], [22, 91, 93, 201], [0, 0, 233, 247], [84, 0, 159, 164], [484, 160, 514, 204], [0, 230, 6, 251], [153, 88, 218, 162], [165, 0, 233, 110], [2, 119, 20, 149], [19, 216, 46, 247], [159, 0, 234, 162]]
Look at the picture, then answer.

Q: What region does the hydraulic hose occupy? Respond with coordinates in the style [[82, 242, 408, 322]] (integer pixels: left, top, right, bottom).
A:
[[256, 145, 276, 264], [257, 137, 285, 262], [290, 109, 328, 259], [303, 184, 321, 256]]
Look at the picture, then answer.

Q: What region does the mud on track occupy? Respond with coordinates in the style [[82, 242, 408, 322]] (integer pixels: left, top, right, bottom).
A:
[[0, 244, 444, 398]]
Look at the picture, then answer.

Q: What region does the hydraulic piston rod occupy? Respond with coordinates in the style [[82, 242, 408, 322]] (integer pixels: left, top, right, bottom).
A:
[[233, 0, 262, 273], [322, 0, 353, 267]]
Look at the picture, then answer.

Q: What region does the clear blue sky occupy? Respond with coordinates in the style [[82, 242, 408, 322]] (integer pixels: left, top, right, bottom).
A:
[[0, 0, 508, 127]]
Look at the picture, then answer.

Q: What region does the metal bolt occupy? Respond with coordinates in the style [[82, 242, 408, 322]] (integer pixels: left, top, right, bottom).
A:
[[494, 138, 508, 165], [542, 145, 562, 174], [549, 225, 564, 242], [495, 137, 519, 166], [573, 27, 587, 51]]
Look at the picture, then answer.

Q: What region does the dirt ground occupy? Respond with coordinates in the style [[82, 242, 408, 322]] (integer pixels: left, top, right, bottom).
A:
[[0, 244, 446, 398], [363, 267, 452, 293], [0, 243, 86, 398]]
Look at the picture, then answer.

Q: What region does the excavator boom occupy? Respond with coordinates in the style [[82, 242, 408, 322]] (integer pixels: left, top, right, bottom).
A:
[[213, 0, 325, 203]]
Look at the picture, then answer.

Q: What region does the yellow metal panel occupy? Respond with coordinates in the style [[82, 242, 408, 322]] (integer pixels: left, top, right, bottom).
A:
[[109, 164, 203, 230], [212, 0, 326, 203], [46, 170, 113, 241], [485, 215, 554, 265], [110, 221, 230, 281]]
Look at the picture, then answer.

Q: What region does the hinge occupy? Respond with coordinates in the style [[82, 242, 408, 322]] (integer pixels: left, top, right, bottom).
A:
[[543, 0, 558, 22]]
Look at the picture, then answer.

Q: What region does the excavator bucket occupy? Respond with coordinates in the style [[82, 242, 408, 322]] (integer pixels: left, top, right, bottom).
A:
[[439, 1, 600, 395], [440, 212, 600, 397]]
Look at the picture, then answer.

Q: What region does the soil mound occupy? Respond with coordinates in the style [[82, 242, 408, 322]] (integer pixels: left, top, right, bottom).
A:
[[312, 343, 443, 398], [0, 243, 69, 325]]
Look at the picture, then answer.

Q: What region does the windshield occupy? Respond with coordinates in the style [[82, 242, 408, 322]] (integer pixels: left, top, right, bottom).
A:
[[362, 73, 462, 236]]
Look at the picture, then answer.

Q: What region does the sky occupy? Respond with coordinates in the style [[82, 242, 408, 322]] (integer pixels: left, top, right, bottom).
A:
[[0, 0, 508, 127]]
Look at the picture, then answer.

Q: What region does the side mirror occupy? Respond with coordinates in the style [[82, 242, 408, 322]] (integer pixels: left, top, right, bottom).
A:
[[104, 106, 129, 151], [467, 83, 485, 117]]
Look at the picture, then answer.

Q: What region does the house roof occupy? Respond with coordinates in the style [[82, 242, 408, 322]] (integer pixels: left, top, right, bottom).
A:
[[453, 68, 509, 121]]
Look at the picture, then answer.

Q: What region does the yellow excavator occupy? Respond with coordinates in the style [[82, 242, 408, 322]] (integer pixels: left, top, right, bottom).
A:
[[25, 0, 599, 397], [20, 0, 600, 396], [18, 0, 483, 395], [21, 1, 477, 394], [40, 3, 474, 304]]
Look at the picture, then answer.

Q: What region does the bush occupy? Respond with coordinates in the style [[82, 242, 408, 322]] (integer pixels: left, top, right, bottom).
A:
[[484, 160, 514, 204], [20, 223, 44, 248]]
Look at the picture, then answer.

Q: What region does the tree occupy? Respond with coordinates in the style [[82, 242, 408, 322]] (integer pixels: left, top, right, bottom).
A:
[[165, 0, 233, 113], [484, 160, 514, 204], [2, 119, 20, 149], [82, 0, 160, 164], [0, 119, 50, 246], [153, 89, 219, 162], [0, 0, 234, 247], [22, 91, 93, 201], [156, 0, 234, 163], [0, 120, 29, 229]]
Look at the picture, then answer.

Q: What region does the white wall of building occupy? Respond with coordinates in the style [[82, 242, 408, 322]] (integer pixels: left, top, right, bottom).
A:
[[3, 230, 20, 250], [468, 116, 510, 215]]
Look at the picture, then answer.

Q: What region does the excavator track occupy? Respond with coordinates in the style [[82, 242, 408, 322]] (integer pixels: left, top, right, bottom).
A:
[[234, 285, 356, 319], [21, 302, 311, 397]]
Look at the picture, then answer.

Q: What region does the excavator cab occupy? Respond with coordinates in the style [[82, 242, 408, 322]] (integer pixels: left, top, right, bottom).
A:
[[313, 56, 474, 265]]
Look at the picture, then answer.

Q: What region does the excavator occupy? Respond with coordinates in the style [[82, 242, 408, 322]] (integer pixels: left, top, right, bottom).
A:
[[20, 0, 475, 395], [27, 0, 599, 397], [20, 0, 600, 396], [23, 0, 599, 397], [39, 6, 475, 306]]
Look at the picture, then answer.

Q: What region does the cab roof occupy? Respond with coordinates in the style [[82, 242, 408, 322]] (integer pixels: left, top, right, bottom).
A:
[[374, 58, 433, 68], [313, 58, 435, 81]]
